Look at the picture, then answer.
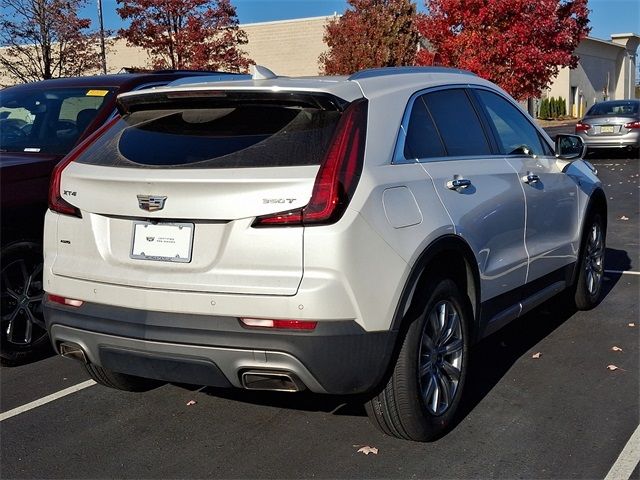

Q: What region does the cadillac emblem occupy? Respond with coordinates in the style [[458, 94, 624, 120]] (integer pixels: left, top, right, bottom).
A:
[[137, 195, 167, 212]]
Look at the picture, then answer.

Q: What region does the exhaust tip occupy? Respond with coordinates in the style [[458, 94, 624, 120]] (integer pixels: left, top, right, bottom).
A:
[[59, 342, 88, 363], [241, 370, 304, 392]]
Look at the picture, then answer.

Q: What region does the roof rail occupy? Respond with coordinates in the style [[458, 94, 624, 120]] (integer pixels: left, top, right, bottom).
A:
[[348, 66, 476, 80], [150, 69, 232, 75]]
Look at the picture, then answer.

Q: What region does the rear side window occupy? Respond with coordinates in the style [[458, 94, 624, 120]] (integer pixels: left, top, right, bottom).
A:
[[404, 96, 445, 159], [76, 97, 342, 169], [423, 89, 491, 157], [475, 90, 545, 156]]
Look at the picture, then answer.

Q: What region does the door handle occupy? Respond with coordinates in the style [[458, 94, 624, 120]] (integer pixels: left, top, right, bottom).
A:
[[522, 172, 540, 184], [446, 177, 472, 190]]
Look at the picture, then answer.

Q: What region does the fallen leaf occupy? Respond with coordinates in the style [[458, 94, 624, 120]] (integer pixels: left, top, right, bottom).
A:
[[357, 446, 379, 455], [606, 365, 619, 371], [629, 323, 636, 327], [186, 400, 197, 406], [532, 352, 542, 359], [612, 346, 623, 352], [619, 216, 629, 221]]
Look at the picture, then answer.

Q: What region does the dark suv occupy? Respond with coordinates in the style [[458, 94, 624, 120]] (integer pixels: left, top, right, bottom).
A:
[[0, 71, 239, 364]]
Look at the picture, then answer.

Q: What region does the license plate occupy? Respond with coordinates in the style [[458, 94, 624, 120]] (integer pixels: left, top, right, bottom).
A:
[[130, 222, 194, 263], [600, 125, 615, 133]]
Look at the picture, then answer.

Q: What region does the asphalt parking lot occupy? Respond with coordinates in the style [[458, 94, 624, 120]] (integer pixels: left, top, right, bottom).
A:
[[1, 139, 639, 479]]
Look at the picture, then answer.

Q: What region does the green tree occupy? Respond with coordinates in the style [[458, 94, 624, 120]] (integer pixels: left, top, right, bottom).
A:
[[539, 98, 549, 119]]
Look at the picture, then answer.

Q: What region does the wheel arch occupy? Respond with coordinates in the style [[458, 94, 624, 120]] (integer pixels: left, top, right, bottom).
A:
[[391, 235, 480, 338], [587, 187, 608, 231], [570, 187, 608, 286]]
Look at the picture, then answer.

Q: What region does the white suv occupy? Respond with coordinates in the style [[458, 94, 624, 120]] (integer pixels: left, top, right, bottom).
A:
[[43, 67, 606, 441]]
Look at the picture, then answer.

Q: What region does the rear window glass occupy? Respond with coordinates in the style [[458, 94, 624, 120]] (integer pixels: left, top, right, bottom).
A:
[[587, 101, 639, 116], [404, 96, 446, 159], [423, 89, 491, 157], [76, 100, 342, 169]]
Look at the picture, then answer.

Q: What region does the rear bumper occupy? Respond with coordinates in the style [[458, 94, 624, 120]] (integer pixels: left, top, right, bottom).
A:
[[577, 132, 640, 149], [45, 299, 396, 395]]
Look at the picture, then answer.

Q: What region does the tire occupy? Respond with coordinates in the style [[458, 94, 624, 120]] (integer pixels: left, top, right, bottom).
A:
[[573, 212, 606, 310], [365, 278, 470, 441], [84, 363, 163, 392], [1, 241, 52, 366]]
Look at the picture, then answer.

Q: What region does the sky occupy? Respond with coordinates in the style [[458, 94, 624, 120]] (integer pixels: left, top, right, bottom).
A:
[[82, 0, 639, 41]]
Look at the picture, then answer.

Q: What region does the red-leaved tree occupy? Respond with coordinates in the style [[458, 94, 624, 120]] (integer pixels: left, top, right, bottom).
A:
[[0, 0, 103, 84], [416, 0, 590, 100], [320, 0, 421, 75], [116, 0, 252, 72]]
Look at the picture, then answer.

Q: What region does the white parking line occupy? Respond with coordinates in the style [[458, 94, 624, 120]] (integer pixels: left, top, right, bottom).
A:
[[605, 270, 640, 276], [604, 424, 640, 480], [0, 380, 96, 422]]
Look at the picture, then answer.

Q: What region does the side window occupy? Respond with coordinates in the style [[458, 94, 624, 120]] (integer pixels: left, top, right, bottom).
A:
[[59, 95, 105, 133], [404, 96, 446, 159], [423, 89, 491, 157], [475, 90, 545, 156]]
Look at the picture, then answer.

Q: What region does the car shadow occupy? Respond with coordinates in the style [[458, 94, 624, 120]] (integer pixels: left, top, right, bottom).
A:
[[200, 385, 367, 416], [453, 246, 630, 431], [586, 149, 639, 160], [199, 248, 631, 429], [0, 343, 55, 368]]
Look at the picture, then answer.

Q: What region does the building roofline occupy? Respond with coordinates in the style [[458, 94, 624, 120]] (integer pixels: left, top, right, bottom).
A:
[[241, 15, 338, 28], [584, 36, 627, 49], [611, 33, 640, 39]]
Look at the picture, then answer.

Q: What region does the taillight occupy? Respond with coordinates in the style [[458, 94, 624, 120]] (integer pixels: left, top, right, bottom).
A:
[[252, 98, 368, 227], [239, 318, 317, 331], [47, 294, 84, 307], [575, 122, 591, 132], [48, 116, 120, 217], [624, 121, 640, 129]]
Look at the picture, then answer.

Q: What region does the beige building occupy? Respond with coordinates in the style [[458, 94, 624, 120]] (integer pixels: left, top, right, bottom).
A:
[[545, 33, 640, 117], [0, 16, 334, 86], [104, 15, 335, 77]]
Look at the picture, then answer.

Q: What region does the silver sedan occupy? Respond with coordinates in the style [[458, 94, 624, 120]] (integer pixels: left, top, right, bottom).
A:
[[575, 100, 640, 155]]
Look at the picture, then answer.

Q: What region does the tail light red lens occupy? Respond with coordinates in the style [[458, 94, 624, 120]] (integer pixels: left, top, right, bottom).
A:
[[239, 318, 318, 331], [252, 98, 368, 227], [47, 294, 84, 307], [575, 122, 591, 132], [48, 116, 120, 217], [624, 121, 640, 129]]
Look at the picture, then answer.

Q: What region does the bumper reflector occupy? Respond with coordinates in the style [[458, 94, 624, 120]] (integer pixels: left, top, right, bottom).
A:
[[240, 318, 317, 331], [48, 294, 84, 307]]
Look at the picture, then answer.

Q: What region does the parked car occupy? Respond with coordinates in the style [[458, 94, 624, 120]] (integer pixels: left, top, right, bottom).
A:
[[43, 66, 605, 441], [575, 99, 640, 155], [0, 70, 242, 365]]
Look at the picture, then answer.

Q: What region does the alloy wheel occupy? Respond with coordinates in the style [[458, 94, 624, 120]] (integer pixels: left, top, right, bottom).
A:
[[585, 221, 605, 296], [418, 300, 464, 416], [1, 257, 46, 347]]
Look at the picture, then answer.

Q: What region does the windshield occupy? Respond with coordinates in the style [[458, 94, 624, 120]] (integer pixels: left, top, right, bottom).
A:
[[586, 101, 639, 117], [0, 87, 114, 155]]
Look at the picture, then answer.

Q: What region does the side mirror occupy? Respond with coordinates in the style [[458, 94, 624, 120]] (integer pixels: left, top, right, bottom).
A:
[[555, 134, 586, 160]]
